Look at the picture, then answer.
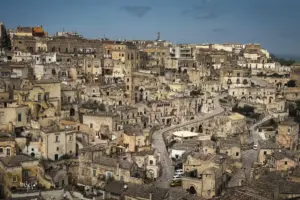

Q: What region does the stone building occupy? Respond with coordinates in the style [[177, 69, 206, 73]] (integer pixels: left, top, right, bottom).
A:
[[257, 140, 279, 165], [269, 150, 297, 171], [218, 137, 241, 161], [40, 126, 77, 160], [220, 67, 251, 89], [0, 133, 16, 157], [133, 149, 160, 179], [229, 86, 276, 105], [82, 112, 120, 138], [181, 152, 229, 198], [77, 154, 143, 187], [276, 119, 299, 151], [0, 155, 54, 198], [121, 125, 151, 153]]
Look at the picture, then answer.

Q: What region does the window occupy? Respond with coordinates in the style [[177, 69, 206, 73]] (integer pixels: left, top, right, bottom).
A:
[[55, 135, 59, 142], [38, 94, 42, 102], [236, 152, 239, 157], [90, 123, 93, 128], [18, 113, 22, 122], [93, 169, 96, 177], [0, 148, 2, 153], [44, 94, 49, 101], [69, 135, 73, 141], [57, 147, 59, 151], [285, 161, 288, 165], [264, 151, 267, 155], [149, 160, 153, 165], [23, 170, 28, 178], [6, 148, 10, 156], [13, 176, 17, 183]]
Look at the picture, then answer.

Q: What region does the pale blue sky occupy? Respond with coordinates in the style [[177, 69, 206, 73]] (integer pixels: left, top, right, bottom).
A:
[[1, 0, 300, 56]]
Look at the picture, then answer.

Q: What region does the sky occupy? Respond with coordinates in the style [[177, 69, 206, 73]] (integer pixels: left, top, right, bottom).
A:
[[1, 0, 300, 56]]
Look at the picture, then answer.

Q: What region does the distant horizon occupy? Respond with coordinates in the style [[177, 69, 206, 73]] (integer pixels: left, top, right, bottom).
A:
[[1, 0, 300, 56]]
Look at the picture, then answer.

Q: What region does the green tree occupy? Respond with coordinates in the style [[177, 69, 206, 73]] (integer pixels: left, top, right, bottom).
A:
[[287, 80, 296, 87]]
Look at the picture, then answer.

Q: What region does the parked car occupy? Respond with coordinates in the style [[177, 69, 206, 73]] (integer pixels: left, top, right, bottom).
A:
[[170, 180, 182, 187], [175, 171, 184, 176], [253, 144, 258, 150], [173, 174, 182, 180], [175, 169, 183, 173]]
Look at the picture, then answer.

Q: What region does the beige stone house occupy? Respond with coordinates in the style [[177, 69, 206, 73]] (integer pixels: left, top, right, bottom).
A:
[[121, 125, 151, 153], [82, 112, 120, 138], [276, 119, 299, 151], [40, 126, 77, 160], [257, 140, 280, 165], [77, 154, 143, 187], [181, 152, 228, 198], [229, 87, 276, 105], [269, 150, 297, 171], [218, 137, 241, 160], [220, 67, 251, 89], [133, 149, 160, 179], [0, 133, 16, 157]]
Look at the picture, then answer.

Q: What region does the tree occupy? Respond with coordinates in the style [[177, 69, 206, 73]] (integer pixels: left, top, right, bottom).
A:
[[257, 72, 265, 77], [98, 103, 106, 111], [270, 54, 296, 66], [287, 80, 296, 87], [190, 90, 201, 96]]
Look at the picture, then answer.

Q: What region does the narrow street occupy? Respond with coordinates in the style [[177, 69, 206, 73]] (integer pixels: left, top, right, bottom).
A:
[[249, 115, 272, 145], [228, 115, 271, 187], [151, 95, 225, 188]]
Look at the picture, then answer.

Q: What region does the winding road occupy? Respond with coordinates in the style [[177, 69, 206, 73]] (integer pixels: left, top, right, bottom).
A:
[[151, 95, 225, 188]]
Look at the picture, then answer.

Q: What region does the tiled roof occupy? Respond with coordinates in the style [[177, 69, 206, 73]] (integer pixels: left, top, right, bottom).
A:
[[0, 155, 37, 167], [124, 184, 169, 200], [93, 156, 132, 170]]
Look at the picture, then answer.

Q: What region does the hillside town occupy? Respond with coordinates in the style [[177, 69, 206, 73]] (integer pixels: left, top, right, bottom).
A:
[[1, 23, 300, 200]]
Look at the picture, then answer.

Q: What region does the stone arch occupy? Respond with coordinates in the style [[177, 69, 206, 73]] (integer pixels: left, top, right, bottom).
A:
[[249, 96, 253, 101], [241, 96, 246, 101], [119, 101, 122, 105], [189, 185, 197, 194], [191, 127, 195, 132], [269, 97, 273, 103]]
